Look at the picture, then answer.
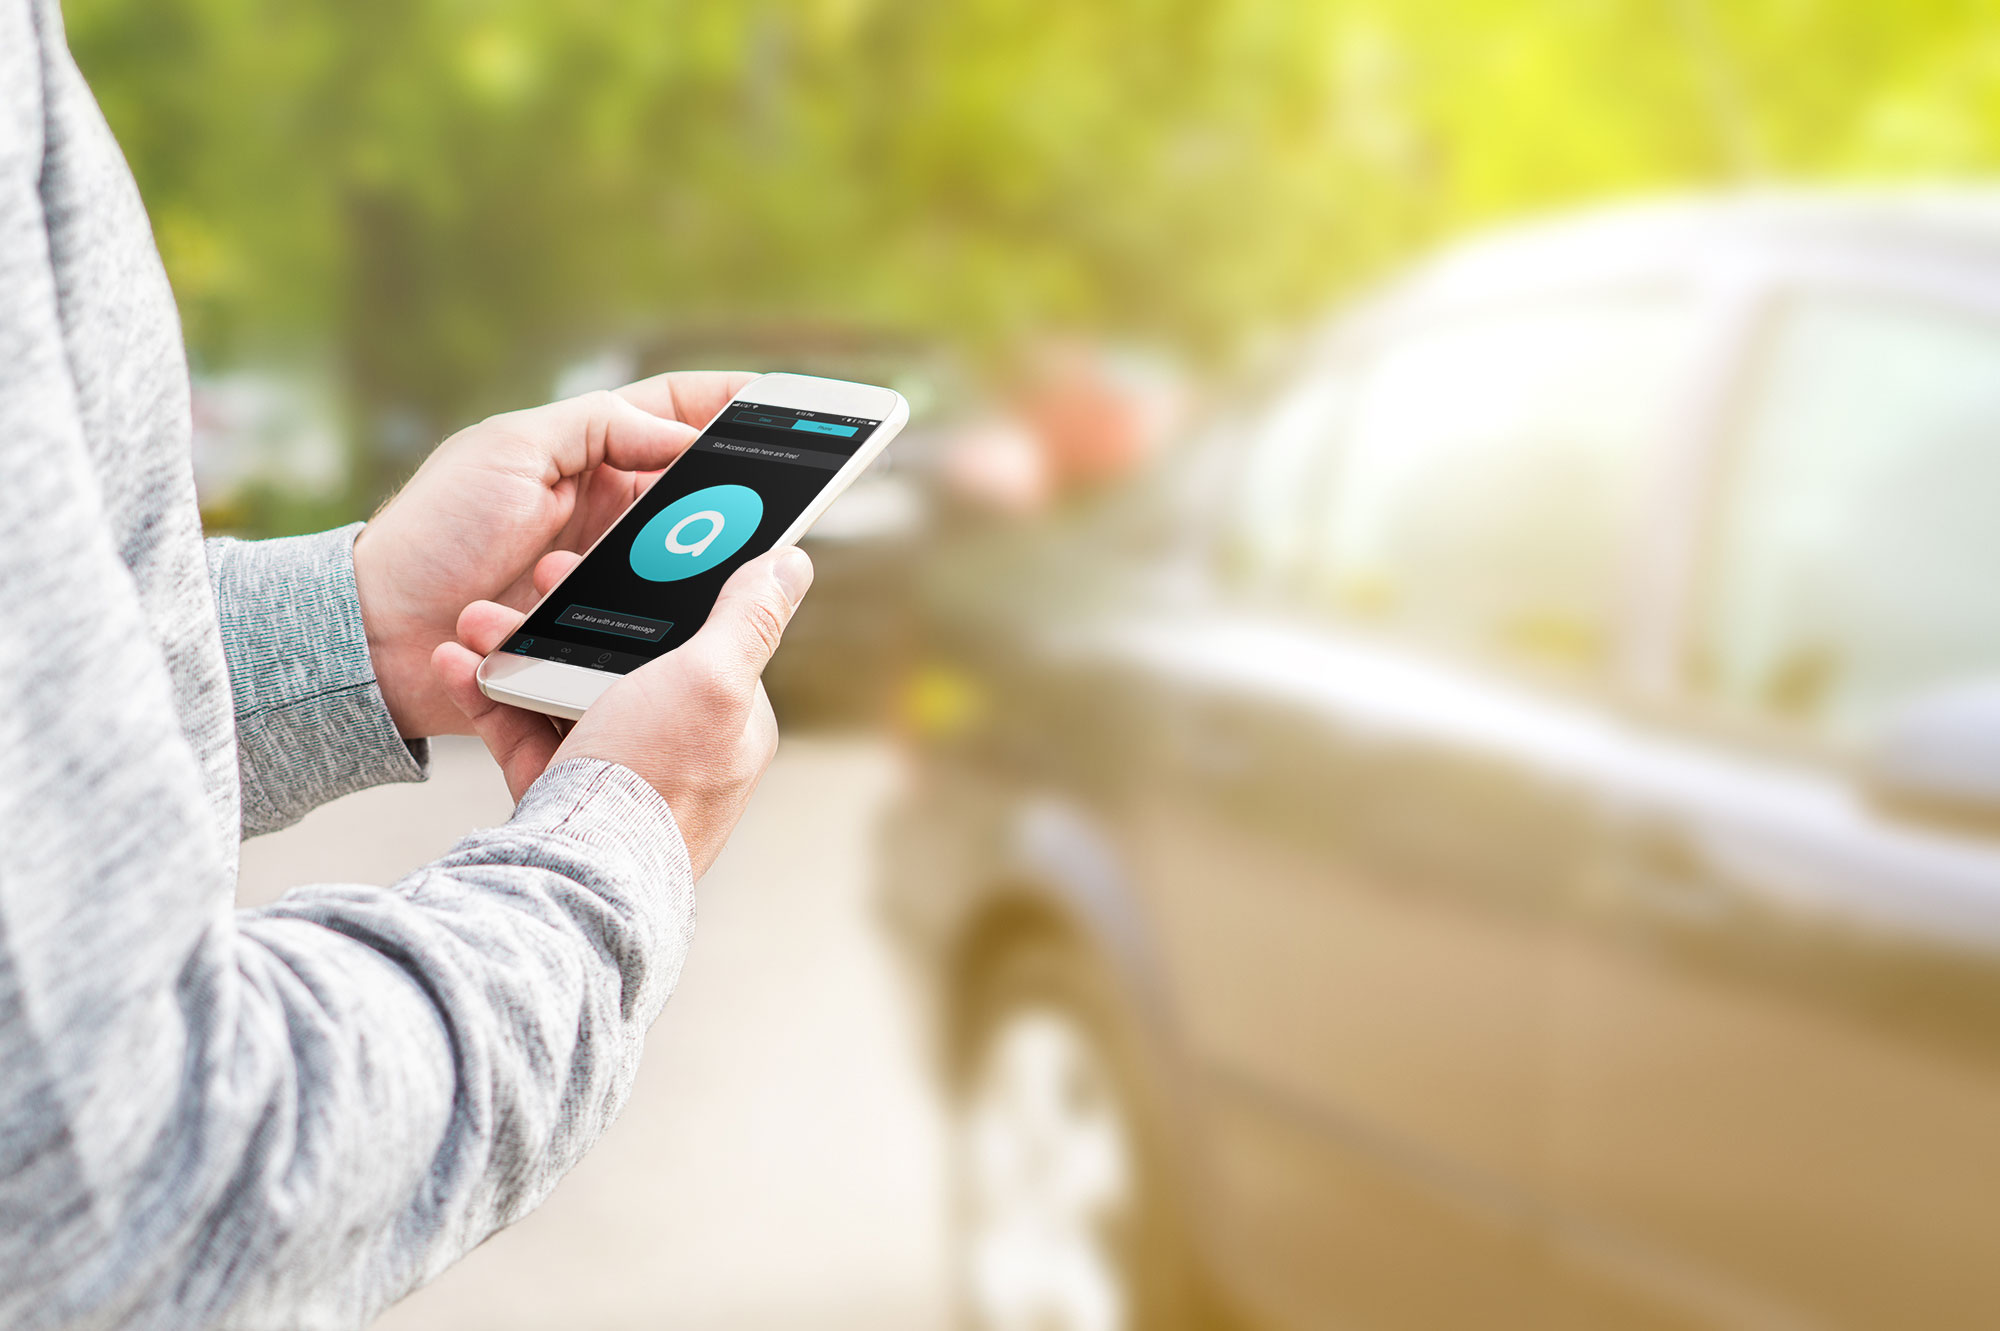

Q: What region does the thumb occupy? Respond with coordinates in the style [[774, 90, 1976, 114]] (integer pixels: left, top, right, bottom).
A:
[[684, 546, 814, 687], [492, 388, 699, 480]]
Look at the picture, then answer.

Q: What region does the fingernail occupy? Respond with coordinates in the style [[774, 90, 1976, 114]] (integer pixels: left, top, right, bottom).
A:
[[775, 546, 814, 605]]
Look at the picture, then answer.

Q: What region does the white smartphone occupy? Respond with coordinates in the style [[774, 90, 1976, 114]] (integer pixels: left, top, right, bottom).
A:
[[478, 372, 909, 719]]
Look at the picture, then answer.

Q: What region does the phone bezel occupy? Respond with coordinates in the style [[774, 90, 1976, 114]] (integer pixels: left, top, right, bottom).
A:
[[475, 372, 909, 720]]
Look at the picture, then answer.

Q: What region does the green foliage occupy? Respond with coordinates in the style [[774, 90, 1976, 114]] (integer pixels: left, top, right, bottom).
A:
[[63, 0, 2000, 471]]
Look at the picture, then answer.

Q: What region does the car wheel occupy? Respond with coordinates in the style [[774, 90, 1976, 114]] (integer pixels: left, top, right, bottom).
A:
[[951, 935, 1215, 1331]]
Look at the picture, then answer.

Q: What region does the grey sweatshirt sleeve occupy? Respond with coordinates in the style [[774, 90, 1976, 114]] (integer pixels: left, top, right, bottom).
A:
[[216, 763, 697, 1330], [0, 11, 700, 1327], [207, 524, 430, 837], [2, 743, 696, 1331]]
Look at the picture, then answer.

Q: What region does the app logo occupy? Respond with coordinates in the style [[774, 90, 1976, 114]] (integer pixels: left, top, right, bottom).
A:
[[629, 484, 764, 582]]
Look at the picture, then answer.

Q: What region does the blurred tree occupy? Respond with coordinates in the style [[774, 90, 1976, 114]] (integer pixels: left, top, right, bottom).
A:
[[62, 0, 2000, 519]]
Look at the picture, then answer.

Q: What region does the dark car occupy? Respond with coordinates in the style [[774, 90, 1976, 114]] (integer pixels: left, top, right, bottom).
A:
[[882, 194, 2000, 1331]]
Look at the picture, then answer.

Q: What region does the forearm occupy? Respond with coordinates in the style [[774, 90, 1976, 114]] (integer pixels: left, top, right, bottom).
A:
[[220, 758, 694, 1329], [2, 759, 693, 1331]]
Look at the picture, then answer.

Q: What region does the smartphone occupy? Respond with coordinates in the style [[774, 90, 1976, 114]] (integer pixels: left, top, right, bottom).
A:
[[477, 372, 909, 719]]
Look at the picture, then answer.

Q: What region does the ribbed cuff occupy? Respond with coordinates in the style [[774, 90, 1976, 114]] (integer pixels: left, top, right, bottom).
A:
[[509, 757, 693, 899], [210, 523, 428, 835]]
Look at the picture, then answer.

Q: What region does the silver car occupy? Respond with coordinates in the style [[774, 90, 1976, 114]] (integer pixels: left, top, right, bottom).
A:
[[886, 193, 2000, 1331]]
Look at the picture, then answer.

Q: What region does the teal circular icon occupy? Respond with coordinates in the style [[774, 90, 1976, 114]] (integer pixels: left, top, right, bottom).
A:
[[629, 484, 765, 582]]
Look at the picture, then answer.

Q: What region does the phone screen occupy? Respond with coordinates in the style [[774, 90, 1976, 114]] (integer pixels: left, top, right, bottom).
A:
[[500, 400, 883, 674]]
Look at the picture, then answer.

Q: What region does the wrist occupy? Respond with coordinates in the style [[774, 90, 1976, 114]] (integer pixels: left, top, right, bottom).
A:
[[350, 522, 428, 738]]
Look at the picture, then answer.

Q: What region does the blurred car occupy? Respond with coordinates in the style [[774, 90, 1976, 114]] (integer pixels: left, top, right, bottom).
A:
[[882, 194, 2000, 1331]]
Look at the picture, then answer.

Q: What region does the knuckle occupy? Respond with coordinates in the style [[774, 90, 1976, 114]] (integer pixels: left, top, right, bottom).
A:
[[585, 390, 625, 443]]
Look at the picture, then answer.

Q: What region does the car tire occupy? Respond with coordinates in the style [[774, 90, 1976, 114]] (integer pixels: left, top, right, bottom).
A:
[[949, 931, 1226, 1331]]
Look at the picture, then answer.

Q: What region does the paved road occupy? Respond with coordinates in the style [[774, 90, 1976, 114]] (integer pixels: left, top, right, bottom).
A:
[[238, 736, 950, 1331]]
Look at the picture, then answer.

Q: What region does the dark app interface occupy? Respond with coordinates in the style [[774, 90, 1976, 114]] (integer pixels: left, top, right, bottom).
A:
[[503, 400, 880, 674]]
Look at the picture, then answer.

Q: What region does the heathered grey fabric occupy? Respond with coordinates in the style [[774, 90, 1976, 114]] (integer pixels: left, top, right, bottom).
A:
[[1, 3, 698, 1327], [209, 524, 432, 836]]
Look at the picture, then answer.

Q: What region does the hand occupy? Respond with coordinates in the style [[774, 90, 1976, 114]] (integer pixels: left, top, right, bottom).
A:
[[353, 371, 756, 738], [431, 547, 814, 878]]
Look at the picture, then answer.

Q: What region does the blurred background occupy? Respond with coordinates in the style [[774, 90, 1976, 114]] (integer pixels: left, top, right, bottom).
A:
[[74, 0, 2000, 1327]]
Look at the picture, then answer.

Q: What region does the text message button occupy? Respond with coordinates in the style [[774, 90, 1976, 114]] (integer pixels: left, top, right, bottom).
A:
[[556, 605, 675, 642]]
